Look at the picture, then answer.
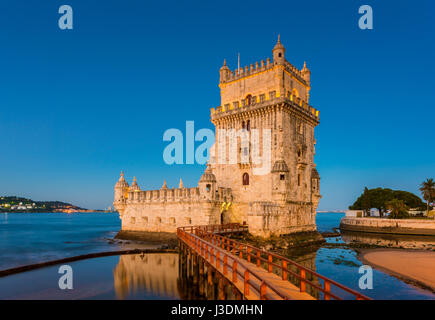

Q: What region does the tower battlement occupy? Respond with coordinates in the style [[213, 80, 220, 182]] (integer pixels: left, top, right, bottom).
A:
[[219, 37, 312, 112], [117, 182, 232, 205], [220, 58, 307, 87]]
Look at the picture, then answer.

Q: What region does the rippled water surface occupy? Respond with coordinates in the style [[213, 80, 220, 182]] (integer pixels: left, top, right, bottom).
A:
[[0, 212, 434, 299], [0, 212, 124, 270]]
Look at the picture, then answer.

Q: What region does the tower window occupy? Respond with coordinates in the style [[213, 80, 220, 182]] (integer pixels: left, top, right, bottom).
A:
[[298, 174, 301, 186], [246, 94, 252, 106], [246, 120, 250, 131], [280, 174, 285, 181], [242, 173, 249, 186], [298, 149, 303, 159], [242, 121, 245, 129], [278, 53, 282, 57], [206, 184, 211, 192]]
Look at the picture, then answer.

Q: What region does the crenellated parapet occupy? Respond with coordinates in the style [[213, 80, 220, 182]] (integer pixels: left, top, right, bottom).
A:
[[220, 58, 308, 87], [115, 175, 233, 206]]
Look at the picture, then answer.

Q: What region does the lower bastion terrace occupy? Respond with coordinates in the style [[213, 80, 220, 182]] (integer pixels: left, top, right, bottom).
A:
[[114, 37, 322, 238]]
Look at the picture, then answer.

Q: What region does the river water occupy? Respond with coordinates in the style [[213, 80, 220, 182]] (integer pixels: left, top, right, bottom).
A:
[[0, 212, 434, 299]]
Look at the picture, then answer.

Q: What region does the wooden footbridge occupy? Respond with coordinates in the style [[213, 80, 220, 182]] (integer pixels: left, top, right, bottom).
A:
[[177, 223, 371, 300]]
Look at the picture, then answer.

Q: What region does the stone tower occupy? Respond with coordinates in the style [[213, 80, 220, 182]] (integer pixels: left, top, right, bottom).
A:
[[114, 37, 321, 238], [209, 36, 321, 236]]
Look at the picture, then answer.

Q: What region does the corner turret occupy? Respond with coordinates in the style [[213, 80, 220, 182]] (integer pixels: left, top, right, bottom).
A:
[[198, 164, 217, 200], [115, 171, 130, 205], [271, 160, 289, 201], [219, 59, 230, 83], [130, 176, 141, 192], [301, 61, 311, 85], [272, 35, 285, 65]]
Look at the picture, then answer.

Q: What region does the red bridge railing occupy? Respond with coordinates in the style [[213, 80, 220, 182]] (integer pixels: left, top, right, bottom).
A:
[[177, 223, 371, 300]]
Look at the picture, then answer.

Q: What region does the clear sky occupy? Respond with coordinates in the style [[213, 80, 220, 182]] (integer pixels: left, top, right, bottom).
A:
[[0, 0, 433, 210]]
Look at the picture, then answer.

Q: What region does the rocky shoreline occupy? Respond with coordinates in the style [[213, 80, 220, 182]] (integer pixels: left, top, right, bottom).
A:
[[115, 230, 179, 249]]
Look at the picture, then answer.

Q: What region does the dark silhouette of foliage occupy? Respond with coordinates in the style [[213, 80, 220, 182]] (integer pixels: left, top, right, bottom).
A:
[[349, 187, 425, 216], [419, 178, 435, 214], [386, 199, 409, 219]]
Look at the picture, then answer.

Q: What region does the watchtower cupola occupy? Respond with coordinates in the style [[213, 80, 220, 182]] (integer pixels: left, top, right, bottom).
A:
[[219, 59, 230, 83], [198, 164, 217, 200], [301, 61, 311, 85], [114, 171, 130, 202], [272, 35, 285, 65], [130, 176, 141, 192]]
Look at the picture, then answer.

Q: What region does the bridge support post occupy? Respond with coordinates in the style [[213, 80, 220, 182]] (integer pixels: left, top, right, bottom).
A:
[[218, 276, 226, 300], [206, 265, 215, 300], [193, 254, 199, 286], [199, 258, 205, 296]]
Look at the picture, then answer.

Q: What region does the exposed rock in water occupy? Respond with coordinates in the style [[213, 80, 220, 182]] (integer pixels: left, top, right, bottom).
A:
[[227, 231, 325, 251], [115, 230, 178, 249]]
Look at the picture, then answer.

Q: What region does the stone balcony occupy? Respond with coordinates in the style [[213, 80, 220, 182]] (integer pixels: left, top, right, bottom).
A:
[[211, 96, 320, 123]]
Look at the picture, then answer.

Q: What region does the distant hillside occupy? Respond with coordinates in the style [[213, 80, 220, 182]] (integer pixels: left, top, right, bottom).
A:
[[0, 196, 87, 213]]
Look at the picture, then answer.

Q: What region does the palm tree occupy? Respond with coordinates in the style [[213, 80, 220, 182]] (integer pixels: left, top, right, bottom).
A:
[[386, 199, 409, 219], [420, 178, 435, 215]]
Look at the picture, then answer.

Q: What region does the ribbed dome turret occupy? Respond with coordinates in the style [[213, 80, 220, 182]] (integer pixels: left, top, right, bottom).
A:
[[115, 171, 129, 188], [219, 59, 230, 83], [311, 168, 320, 179], [200, 165, 216, 182], [273, 35, 285, 51], [219, 59, 229, 71], [129, 176, 140, 192], [272, 160, 289, 172]]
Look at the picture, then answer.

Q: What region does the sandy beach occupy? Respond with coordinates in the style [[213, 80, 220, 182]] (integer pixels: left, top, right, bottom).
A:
[[359, 249, 435, 292]]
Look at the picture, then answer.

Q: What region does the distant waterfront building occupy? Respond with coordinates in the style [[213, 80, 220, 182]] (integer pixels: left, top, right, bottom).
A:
[[345, 210, 365, 218], [114, 37, 321, 237]]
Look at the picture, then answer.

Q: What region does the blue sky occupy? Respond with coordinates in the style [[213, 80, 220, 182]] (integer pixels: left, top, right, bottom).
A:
[[0, 0, 433, 210]]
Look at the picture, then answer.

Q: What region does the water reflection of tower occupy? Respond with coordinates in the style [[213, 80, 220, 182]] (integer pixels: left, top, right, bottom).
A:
[[113, 253, 180, 299]]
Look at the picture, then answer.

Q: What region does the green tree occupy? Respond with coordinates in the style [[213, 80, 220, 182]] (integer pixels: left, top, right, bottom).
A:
[[419, 178, 435, 214], [386, 199, 409, 219], [349, 187, 425, 217]]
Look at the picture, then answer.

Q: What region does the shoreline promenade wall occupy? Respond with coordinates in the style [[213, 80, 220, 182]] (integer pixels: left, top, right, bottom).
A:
[[340, 217, 435, 236]]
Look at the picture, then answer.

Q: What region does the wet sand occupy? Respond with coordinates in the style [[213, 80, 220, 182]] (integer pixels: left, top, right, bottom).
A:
[[359, 249, 435, 292]]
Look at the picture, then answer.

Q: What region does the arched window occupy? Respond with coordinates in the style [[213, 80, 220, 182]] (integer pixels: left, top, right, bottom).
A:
[[246, 94, 252, 106], [242, 121, 245, 129], [242, 173, 249, 186], [246, 120, 251, 131], [292, 88, 299, 98]]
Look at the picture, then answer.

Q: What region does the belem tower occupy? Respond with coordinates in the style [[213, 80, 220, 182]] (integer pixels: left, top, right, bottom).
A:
[[114, 37, 321, 237]]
